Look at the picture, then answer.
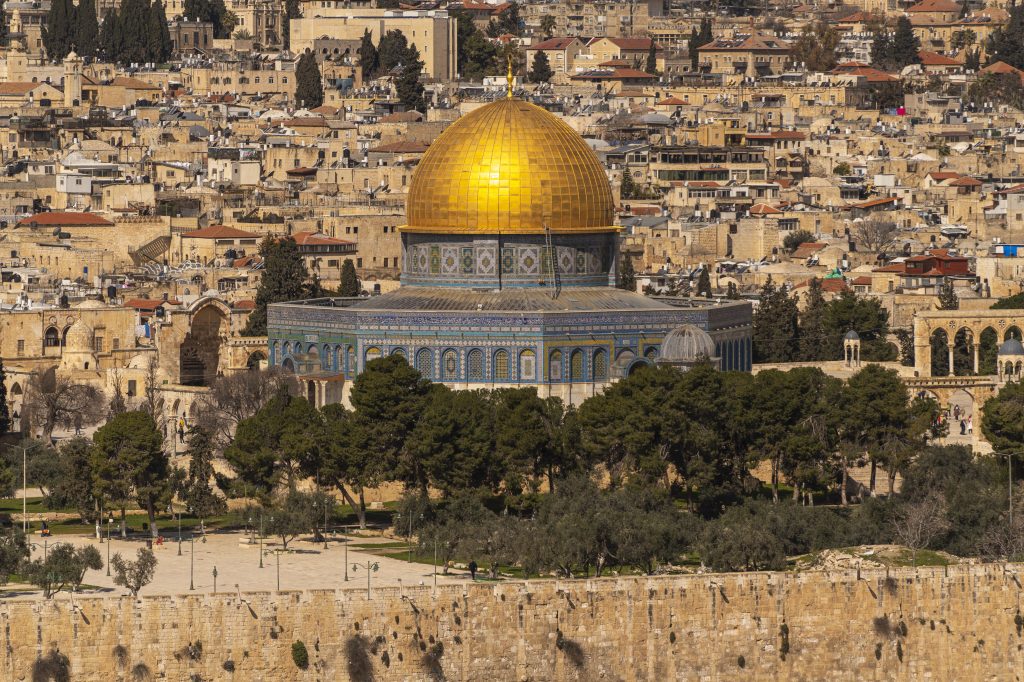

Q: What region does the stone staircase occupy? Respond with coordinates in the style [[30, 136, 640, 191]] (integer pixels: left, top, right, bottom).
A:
[[129, 235, 171, 266]]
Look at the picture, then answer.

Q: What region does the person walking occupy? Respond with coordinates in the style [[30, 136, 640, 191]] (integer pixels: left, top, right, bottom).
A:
[[468, 560, 478, 581], [960, 419, 966, 435], [967, 415, 973, 434]]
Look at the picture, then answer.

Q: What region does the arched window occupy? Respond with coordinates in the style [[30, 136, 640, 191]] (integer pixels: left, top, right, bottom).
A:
[[43, 326, 60, 348], [322, 344, 332, 370], [346, 346, 356, 373], [442, 349, 458, 380], [645, 346, 658, 361], [570, 349, 584, 381], [519, 350, 536, 381], [467, 349, 484, 380], [415, 348, 433, 379], [494, 350, 509, 381], [593, 349, 609, 381], [365, 346, 382, 363], [549, 350, 562, 381], [391, 347, 407, 360]]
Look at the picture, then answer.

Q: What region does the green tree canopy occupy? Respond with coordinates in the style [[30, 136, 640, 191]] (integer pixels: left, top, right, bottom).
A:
[[91, 411, 169, 539], [529, 50, 553, 83], [225, 390, 321, 499], [752, 276, 799, 363], [243, 236, 315, 336]]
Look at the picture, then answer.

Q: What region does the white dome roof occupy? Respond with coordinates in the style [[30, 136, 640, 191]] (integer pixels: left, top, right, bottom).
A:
[[660, 325, 716, 362]]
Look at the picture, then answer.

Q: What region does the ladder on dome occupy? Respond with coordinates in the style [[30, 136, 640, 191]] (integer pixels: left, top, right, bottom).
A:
[[544, 225, 561, 300]]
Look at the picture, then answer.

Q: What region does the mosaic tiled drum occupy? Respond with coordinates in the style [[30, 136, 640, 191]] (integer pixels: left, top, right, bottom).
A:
[[267, 94, 753, 405]]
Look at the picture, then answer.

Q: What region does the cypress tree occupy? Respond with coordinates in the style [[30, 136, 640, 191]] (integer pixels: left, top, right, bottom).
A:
[[0, 8, 7, 46], [396, 43, 425, 113], [75, 0, 100, 57], [620, 168, 636, 199], [798, 278, 827, 361], [645, 41, 658, 75], [891, 16, 921, 69], [377, 29, 409, 73], [43, 0, 74, 61], [117, 0, 150, 64], [986, 5, 1024, 70], [358, 29, 378, 79], [870, 30, 892, 70], [243, 237, 313, 336], [339, 259, 360, 297], [147, 0, 171, 63], [528, 50, 552, 83], [753, 276, 799, 363], [937, 280, 959, 310], [283, 0, 300, 49], [100, 10, 121, 62], [696, 268, 712, 298], [295, 51, 324, 108]]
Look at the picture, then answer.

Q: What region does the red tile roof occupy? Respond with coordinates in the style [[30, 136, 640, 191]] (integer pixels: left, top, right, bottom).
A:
[[850, 196, 898, 209], [0, 82, 39, 96], [851, 275, 873, 285], [747, 130, 807, 141], [528, 37, 580, 51], [110, 76, 161, 90], [749, 203, 783, 215], [918, 50, 960, 66], [602, 37, 656, 50], [182, 225, 261, 239], [793, 241, 828, 258], [657, 96, 687, 106], [17, 212, 114, 227]]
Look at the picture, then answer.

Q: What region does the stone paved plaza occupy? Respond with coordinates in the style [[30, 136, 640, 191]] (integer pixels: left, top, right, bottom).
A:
[[17, 530, 472, 599]]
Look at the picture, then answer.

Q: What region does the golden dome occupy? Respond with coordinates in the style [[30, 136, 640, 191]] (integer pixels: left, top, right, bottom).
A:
[[403, 98, 616, 235]]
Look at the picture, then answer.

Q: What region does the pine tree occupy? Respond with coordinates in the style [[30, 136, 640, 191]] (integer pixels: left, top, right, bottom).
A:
[[396, 43, 425, 113], [147, 0, 171, 63], [696, 268, 712, 297], [891, 16, 921, 69], [0, 359, 10, 437], [798, 278, 827, 361], [529, 50, 552, 83], [937, 279, 959, 310], [295, 51, 324, 109], [358, 29, 378, 79], [339, 259, 360, 297], [645, 41, 658, 75], [617, 255, 636, 291], [75, 0, 100, 58], [243, 237, 314, 336]]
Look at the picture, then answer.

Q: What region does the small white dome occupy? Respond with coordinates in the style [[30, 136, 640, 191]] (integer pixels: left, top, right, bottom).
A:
[[660, 325, 716, 362]]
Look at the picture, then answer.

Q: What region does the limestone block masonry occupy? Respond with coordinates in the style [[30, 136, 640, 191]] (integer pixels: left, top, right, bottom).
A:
[[2, 564, 1023, 680]]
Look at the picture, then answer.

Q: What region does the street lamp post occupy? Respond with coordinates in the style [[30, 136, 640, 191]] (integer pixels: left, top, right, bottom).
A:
[[212, 566, 218, 594], [19, 446, 26, 535], [106, 516, 112, 576], [996, 452, 1019, 526], [344, 531, 348, 582], [177, 509, 182, 556], [259, 513, 265, 569], [264, 550, 280, 590], [351, 561, 379, 599], [189, 534, 195, 591]]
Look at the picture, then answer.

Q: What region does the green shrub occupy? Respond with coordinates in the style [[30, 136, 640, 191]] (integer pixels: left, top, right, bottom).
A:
[[291, 640, 309, 670]]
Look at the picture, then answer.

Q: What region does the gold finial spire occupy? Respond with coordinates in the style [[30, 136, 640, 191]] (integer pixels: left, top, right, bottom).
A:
[[506, 56, 514, 98]]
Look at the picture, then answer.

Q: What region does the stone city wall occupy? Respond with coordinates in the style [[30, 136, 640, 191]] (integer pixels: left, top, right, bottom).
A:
[[2, 563, 1022, 680]]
